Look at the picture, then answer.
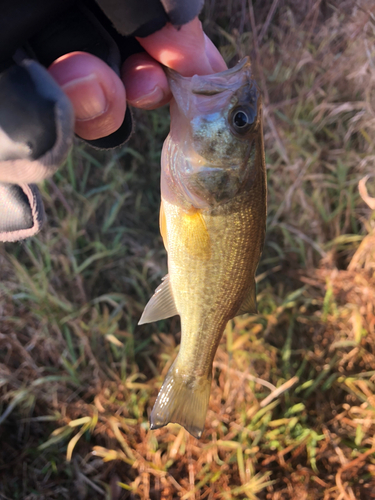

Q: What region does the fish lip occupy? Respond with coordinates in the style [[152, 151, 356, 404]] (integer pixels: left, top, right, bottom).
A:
[[164, 56, 252, 95], [164, 56, 250, 79]]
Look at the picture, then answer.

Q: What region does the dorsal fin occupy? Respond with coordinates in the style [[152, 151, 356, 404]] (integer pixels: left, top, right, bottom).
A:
[[236, 280, 257, 316], [138, 275, 178, 325]]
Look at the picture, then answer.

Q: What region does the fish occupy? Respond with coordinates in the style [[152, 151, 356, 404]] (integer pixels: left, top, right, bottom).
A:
[[139, 57, 267, 438]]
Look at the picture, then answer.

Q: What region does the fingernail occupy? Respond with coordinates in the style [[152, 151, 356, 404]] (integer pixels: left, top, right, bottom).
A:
[[61, 74, 108, 120], [131, 85, 164, 108]]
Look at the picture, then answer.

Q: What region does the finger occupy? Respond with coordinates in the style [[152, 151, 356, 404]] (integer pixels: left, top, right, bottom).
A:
[[121, 53, 171, 110], [137, 17, 227, 77], [48, 52, 126, 141], [203, 34, 228, 73]]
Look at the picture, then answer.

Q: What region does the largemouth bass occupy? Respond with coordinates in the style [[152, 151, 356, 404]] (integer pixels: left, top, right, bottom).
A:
[[139, 58, 267, 438]]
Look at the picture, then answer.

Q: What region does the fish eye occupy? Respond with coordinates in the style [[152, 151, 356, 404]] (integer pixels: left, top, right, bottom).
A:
[[230, 106, 256, 135], [233, 111, 249, 128]]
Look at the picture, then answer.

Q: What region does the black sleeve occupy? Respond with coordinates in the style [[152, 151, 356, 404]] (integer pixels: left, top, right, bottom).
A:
[[94, 0, 204, 37], [0, 0, 204, 68], [0, 0, 75, 69]]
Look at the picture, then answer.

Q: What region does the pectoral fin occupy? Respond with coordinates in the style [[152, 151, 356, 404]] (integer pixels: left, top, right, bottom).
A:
[[138, 275, 178, 325], [236, 280, 257, 316], [180, 211, 211, 260]]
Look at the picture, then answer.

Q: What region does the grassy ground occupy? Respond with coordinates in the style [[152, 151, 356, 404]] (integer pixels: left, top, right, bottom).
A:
[[1, 1, 375, 498]]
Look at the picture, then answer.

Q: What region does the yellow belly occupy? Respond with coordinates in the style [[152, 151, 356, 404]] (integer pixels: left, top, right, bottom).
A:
[[163, 187, 265, 378]]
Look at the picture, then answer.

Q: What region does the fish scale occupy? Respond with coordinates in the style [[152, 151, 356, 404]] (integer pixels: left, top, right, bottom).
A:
[[139, 57, 267, 438]]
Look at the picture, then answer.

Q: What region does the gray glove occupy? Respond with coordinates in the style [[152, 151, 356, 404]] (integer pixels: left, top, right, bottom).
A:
[[0, 59, 74, 242]]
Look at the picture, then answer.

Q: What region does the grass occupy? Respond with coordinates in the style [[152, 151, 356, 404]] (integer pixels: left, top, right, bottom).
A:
[[1, 0, 375, 498]]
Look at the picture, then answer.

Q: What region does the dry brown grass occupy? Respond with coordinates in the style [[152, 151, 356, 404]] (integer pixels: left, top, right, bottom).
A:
[[1, 1, 375, 498]]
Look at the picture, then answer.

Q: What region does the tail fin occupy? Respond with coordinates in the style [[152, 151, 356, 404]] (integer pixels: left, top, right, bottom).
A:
[[150, 360, 211, 438]]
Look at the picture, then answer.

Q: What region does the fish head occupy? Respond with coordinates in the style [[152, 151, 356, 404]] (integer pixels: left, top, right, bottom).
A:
[[164, 58, 262, 208]]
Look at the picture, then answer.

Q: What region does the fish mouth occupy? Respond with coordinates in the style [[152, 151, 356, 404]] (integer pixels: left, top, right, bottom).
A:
[[165, 57, 250, 85], [191, 58, 251, 95], [165, 57, 253, 97]]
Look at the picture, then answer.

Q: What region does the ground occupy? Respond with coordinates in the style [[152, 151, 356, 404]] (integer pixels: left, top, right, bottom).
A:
[[1, 1, 375, 498]]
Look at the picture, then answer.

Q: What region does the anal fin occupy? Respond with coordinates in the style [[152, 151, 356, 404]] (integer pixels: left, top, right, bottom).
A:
[[236, 279, 258, 316], [139, 275, 178, 325]]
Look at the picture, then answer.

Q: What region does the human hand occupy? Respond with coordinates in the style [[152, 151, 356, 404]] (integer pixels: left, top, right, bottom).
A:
[[49, 17, 227, 141], [0, 2, 226, 242]]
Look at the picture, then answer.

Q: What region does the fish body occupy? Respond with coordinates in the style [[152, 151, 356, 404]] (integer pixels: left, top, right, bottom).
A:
[[139, 58, 267, 438]]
